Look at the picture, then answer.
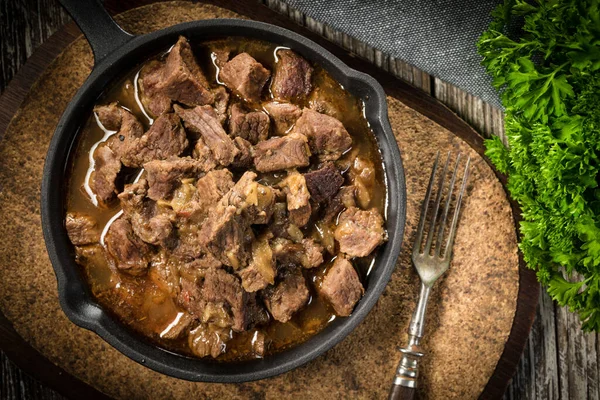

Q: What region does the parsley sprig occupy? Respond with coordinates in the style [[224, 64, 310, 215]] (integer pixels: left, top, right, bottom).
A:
[[478, 0, 600, 330]]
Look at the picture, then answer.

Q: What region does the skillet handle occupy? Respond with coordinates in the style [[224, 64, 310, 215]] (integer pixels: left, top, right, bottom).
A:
[[58, 0, 134, 64]]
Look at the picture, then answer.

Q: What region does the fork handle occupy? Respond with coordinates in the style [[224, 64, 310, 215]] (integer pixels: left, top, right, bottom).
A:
[[388, 384, 416, 400]]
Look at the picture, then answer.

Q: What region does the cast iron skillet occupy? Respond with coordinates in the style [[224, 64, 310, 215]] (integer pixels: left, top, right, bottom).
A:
[[41, 0, 407, 382]]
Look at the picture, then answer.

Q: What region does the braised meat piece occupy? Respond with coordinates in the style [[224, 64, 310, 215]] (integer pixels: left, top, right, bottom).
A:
[[90, 145, 121, 205], [66, 213, 99, 245], [175, 104, 239, 166], [304, 162, 344, 203], [219, 171, 275, 225], [144, 157, 205, 201], [271, 49, 313, 101], [143, 36, 214, 109], [279, 170, 311, 227], [203, 267, 247, 332], [228, 103, 269, 144], [194, 169, 235, 209], [253, 133, 311, 172], [263, 101, 302, 135], [335, 207, 386, 257], [238, 236, 276, 292], [292, 108, 352, 161], [192, 136, 218, 171], [263, 268, 310, 323], [213, 86, 229, 124], [318, 256, 364, 316], [139, 60, 172, 116], [120, 113, 189, 168], [94, 102, 122, 130], [271, 237, 324, 269], [101, 107, 145, 159], [105, 217, 152, 276], [219, 53, 270, 102], [118, 179, 175, 246], [323, 185, 357, 222], [231, 137, 254, 169], [198, 204, 252, 269]]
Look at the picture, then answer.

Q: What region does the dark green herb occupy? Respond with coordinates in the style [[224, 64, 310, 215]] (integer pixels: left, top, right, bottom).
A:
[[478, 0, 600, 329]]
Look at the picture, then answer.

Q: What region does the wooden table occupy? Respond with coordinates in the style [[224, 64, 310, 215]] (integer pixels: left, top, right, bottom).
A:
[[0, 1, 595, 399]]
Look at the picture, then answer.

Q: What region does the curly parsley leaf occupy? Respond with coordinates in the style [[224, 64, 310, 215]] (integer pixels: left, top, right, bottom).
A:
[[478, 0, 600, 330]]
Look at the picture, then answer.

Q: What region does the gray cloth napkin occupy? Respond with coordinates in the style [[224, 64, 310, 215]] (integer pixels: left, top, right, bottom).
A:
[[282, 0, 502, 108]]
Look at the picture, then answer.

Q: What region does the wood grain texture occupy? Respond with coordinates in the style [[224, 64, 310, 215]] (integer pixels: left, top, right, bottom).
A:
[[0, 0, 583, 399]]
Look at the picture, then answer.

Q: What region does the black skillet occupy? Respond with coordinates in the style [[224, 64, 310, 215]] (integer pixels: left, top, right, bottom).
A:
[[40, 0, 407, 382]]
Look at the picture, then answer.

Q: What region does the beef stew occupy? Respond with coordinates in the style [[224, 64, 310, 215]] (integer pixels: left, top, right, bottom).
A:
[[65, 36, 387, 361]]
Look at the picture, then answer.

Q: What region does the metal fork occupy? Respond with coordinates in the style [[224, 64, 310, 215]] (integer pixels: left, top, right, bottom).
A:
[[389, 152, 470, 400]]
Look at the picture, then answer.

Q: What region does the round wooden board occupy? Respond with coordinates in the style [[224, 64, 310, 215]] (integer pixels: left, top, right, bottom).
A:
[[0, 1, 538, 399]]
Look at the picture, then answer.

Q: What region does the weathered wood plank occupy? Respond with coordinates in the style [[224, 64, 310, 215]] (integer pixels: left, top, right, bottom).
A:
[[1, 352, 65, 400], [0, 0, 70, 92], [503, 288, 559, 400]]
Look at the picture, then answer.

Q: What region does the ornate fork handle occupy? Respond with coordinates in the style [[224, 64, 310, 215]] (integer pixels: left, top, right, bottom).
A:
[[390, 283, 430, 398]]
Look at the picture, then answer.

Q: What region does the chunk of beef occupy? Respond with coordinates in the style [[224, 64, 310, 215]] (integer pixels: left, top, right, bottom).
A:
[[90, 145, 122, 205], [120, 113, 188, 168], [219, 53, 270, 102], [213, 86, 229, 125], [198, 204, 253, 269], [246, 295, 271, 328], [279, 170, 311, 227], [271, 49, 313, 101], [263, 269, 309, 323], [271, 237, 324, 269], [104, 108, 145, 160], [194, 169, 235, 208], [318, 256, 364, 316], [228, 103, 269, 144], [292, 108, 352, 161], [65, 212, 99, 245], [105, 217, 152, 276], [323, 185, 357, 222], [219, 171, 275, 225], [177, 276, 205, 317], [304, 162, 344, 203], [159, 312, 194, 339], [188, 323, 230, 358], [253, 133, 311, 172], [268, 203, 304, 242], [231, 137, 254, 169], [175, 104, 239, 166], [118, 179, 175, 246], [334, 207, 386, 257], [348, 156, 376, 209], [238, 237, 275, 292], [94, 102, 122, 130], [192, 136, 218, 171], [203, 268, 247, 331], [139, 60, 172, 116], [144, 157, 205, 200], [152, 36, 214, 107], [263, 101, 302, 135]]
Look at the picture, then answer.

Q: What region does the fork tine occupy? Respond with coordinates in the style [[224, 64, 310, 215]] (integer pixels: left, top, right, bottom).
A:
[[435, 154, 461, 257], [413, 152, 440, 258], [444, 156, 471, 261], [423, 152, 451, 255]]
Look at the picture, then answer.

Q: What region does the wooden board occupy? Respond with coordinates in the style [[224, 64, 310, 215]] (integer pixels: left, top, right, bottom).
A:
[[0, 1, 537, 399]]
